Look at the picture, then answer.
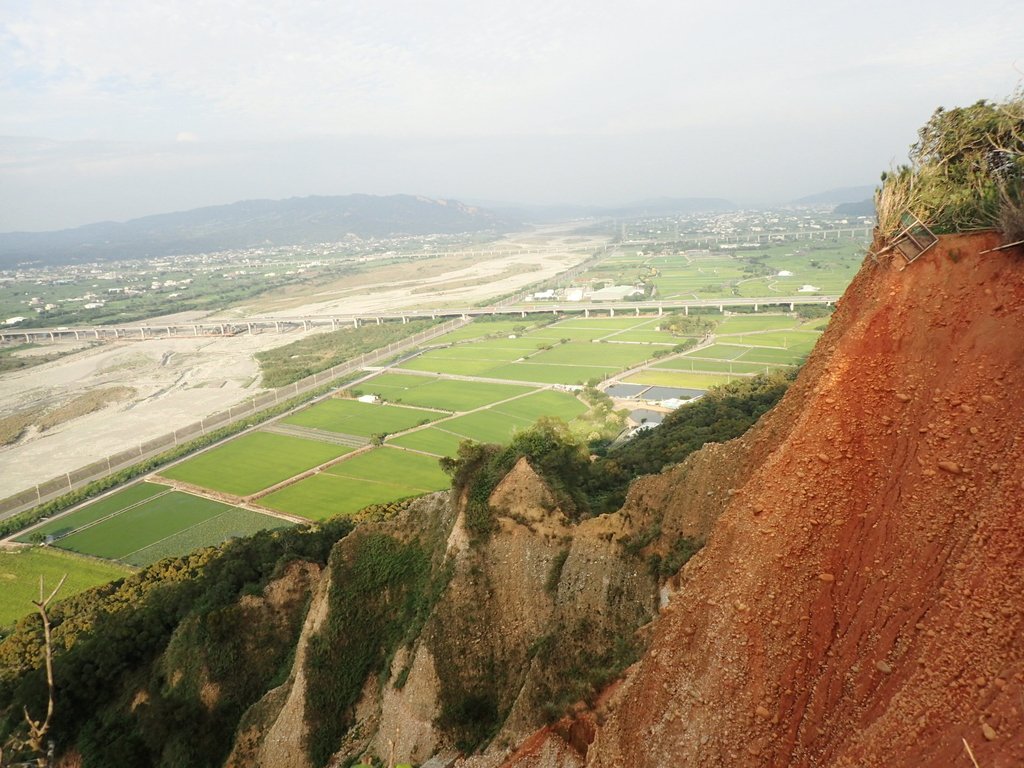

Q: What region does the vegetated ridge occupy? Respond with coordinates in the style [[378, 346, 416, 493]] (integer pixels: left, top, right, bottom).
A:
[[791, 185, 876, 206], [0, 194, 509, 266]]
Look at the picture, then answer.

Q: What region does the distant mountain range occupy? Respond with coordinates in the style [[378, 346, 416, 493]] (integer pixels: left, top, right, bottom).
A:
[[792, 185, 876, 205], [833, 199, 875, 217], [0, 194, 509, 266], [479, 197, 737, 221]]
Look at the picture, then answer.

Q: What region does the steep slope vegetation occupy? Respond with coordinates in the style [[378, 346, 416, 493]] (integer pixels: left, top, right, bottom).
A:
[[520, 231, 1022, 767]]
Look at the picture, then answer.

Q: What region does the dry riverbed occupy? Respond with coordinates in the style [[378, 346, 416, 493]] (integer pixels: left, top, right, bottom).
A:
[[0, 229, 601, 499]]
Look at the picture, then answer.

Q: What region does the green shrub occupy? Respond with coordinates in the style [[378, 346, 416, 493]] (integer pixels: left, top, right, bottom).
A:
[[303, 532, 445, 766], [876, 94, 1024, 237]]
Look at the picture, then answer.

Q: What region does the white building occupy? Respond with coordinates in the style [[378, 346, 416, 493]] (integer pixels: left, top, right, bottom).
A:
[[4, 316, 26, 325], [565, 288, 585, 302], [589, 285, 644, 302]]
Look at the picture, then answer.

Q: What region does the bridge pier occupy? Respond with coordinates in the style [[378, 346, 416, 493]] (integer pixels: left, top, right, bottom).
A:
[[584, 308, 589, 318], [165, 326, 172, 337], [609, 308, 615, 317], [139, 327, 145, 339], [353, 318, 359, 328], [219, 324, 225, 335], [247, 323, 253, 335], [303, 320, 310, 331], [376, 317, 382, 325], [74, 330, 80, 340], [94, 329, 100, 339], [402, 316, 408, 324], [635, 307, 640, 316], [754, 303, 758, 312], [194, 325, 199, 336], [683, 306, 688, 316], [521, 311, 526, 318], [461, 313, 468, 321], [790, 303, 795, 311], [331, 318, 337, 330], [718, 305, 724, 313], [275, 321, 281, 332]]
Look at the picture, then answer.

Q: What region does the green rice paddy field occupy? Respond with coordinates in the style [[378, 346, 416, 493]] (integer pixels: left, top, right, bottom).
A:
[[162, 432, 352, 496], [282, 398, 440, 436], [16, 483, 289, 567], [360, 373, 533, 411], [389, 390, 587, 451], [574, 239, 865, 300], [16, 482, 167, 541], [260, 447, 449, 520]]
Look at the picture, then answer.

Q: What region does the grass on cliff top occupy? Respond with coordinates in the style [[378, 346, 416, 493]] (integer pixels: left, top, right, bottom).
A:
[[875, 94, 1024, 237], [0, 548, 131, 628]]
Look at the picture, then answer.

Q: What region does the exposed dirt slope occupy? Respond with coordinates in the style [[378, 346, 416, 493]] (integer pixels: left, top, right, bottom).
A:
[[572, 232, 1024, 766], [230, 459, 667, 768]]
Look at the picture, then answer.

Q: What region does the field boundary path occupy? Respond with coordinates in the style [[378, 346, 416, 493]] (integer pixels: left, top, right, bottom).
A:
[[261, 422, 369, 448]]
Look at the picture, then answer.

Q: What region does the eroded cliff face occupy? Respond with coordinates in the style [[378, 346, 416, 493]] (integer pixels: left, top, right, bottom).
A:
[[230, 233, 1023, 768], [564, 232, 1024, 767], [229, 458, 668, 767]]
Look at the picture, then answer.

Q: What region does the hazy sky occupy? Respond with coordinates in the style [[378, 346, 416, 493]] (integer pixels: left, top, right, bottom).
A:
[[1, 0, 1022, 230]]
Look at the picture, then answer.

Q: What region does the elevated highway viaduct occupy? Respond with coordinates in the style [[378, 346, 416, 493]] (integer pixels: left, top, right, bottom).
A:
[[1, 295, 838, 344]]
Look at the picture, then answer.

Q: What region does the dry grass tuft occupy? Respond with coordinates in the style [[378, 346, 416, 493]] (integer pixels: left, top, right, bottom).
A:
[[876, 91, 1024, 242], [36, 386, 135, 432], [0, 386, 136, 445], [0, 407, 44, 446]]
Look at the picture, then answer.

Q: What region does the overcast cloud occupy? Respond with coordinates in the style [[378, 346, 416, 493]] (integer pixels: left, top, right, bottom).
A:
[[1, 0, 1022, 230]]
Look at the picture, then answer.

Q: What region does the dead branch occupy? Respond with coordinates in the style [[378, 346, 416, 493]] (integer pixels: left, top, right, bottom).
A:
[[18, 573, 67, 768]]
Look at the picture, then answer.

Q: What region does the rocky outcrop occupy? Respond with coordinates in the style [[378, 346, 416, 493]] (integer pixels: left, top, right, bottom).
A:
[[229, 457, 673, 767], [224, 563, 332, 768], [570, 232, 1024, 767]]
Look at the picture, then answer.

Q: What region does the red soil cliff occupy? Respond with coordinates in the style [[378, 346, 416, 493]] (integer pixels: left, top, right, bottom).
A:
[[530, 232, 1024, 767]]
